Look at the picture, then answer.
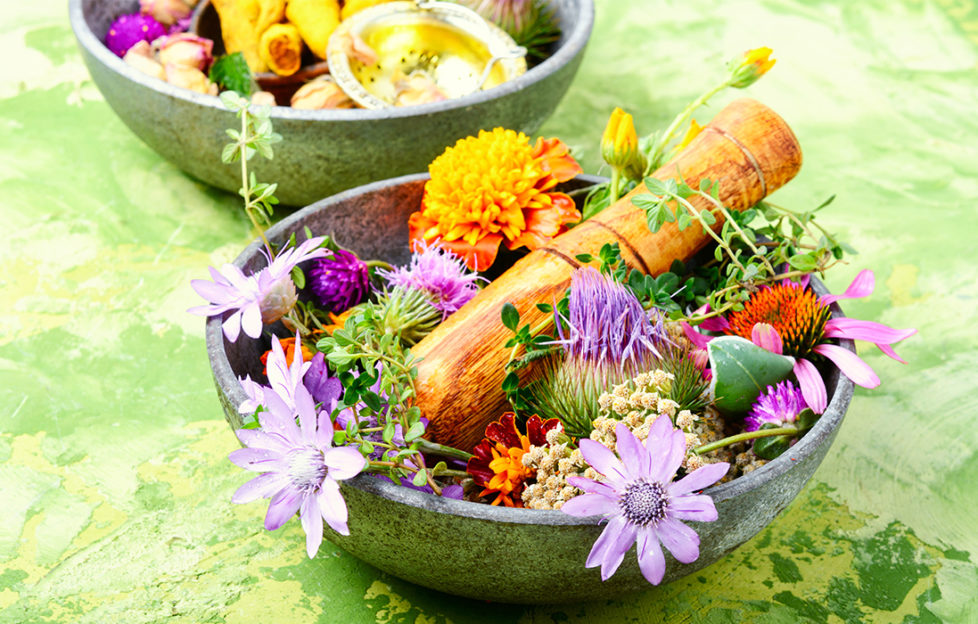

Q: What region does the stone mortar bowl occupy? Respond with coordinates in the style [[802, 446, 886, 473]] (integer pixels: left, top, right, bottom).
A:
[[69, 0, 594, 206], [205, 174, 855, 603]]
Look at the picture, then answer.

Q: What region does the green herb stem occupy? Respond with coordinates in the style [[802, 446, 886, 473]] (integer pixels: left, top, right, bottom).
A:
[[645, 79, 729, 174], [365, 259, 395, 272], [693, 426, 798, 455], [415, 439, 474, 461], [238, 110, 274, 258]]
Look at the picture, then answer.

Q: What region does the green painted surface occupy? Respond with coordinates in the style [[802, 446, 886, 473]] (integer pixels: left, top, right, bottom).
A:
[[2, 0, 977, 621]]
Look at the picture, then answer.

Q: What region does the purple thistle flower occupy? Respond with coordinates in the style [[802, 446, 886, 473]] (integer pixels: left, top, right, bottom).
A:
[[189, 237, 327, 342], [229, 335, 366, 558], [309, 250, 371, 313], [380, 244, 482, 319], [562, 417, 729, 585], [558, 267, 666, 367], [105, 12, 166, 57], [745, 381, 808, 432]]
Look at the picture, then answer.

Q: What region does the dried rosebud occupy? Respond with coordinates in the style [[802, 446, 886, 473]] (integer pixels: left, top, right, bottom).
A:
[[728, 46, 776, 88], [139, 0, 197, 27], [124, 41, 165, 80], [164, 63, 217, 94], [291, 76, 355, 110], [394, 71, 448, 107], [156, 33, 214, 72], [105, 12, 166, 57], [250, 91, 277, 107]]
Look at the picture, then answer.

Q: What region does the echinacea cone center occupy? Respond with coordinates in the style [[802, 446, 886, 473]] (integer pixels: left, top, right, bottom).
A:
[[620, 481, 668, 527]]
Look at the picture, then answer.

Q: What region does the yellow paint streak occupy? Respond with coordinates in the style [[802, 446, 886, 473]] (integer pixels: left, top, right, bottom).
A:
[[363, 580, 453, 624], [885, 264, 930, 307], [0, 588, 19, 610], [223, 543, 315, 624]]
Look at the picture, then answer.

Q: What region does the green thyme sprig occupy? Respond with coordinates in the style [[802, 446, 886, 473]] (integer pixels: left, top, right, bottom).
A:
[[629, 176, 851, 320], [219, 91, 282, 256]]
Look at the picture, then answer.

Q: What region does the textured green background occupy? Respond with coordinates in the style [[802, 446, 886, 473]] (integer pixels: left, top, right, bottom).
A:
[[2, 0, 977, 621]]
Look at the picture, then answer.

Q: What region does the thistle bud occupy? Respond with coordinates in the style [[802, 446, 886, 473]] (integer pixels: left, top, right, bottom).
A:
[[727, 46, 776, 88], [600, 107, 639, 169]]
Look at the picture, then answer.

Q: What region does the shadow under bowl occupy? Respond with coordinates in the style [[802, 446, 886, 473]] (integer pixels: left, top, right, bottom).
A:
[[69, 0, 594, 206], [205, 174, 855, 603]]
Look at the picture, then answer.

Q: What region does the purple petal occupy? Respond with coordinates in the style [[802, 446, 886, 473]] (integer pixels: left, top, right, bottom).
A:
[[613, 423, 650, 479], [636, 528, 666, 585], [823, 318, 917, 346], [567, 476, 619, 498], [666, 494, 719, 522], [813, 344, 880, 389], [318, 478, 349, 535], [240, 303, 263, 339], [793, 358, 827, 414], [681, 322, 712, 350], [300, 496, 324, 559], [316, 411, 335, 449], [656, 517, 700, 564], [820, 269, 874, 305], [649, 423, 685, 484], [668, 462, 729, 497], [751, 323, 783, 355], [294, 385, 318, 439], [236, 428, 289, 453], [222, 311, 242, 342], [601, 520, 637, 581], [264, 489, 303, 531], [190, 279, 235, 305], [561, 493, 619, 518], [877, 343, 908, 365], [585, 515, 625, 569], [324, 446, 366, 481], [578, 439, 628, 485], [644, 413, 671, 455], [232, 472, 288, 504], [228, 447, 284, 471]]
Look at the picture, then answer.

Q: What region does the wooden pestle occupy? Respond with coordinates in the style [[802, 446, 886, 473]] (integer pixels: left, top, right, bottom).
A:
[[412, 98, 804, 451]]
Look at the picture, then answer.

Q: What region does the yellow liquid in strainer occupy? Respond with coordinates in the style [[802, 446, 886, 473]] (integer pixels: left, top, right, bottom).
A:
[[350, 19, 509, 105]]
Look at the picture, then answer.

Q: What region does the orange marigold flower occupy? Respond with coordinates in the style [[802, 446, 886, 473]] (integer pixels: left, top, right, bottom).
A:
[[408, 128, 583, 271], [322, 307, 357, 335], [260, 336, 313, 375], [466, 413, 561, 507]]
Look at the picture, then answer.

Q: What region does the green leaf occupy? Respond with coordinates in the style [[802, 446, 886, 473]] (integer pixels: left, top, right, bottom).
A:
[[290, 265, 305, 289], [788, 253, 818, 272], [501, 371, 520, 393], [405, 421, 425, 442], [211, 54, 254, 96], [643, 177, 668, 195], [535, 303, 552, 313], [700, 209, 717, 226], [382, 420, 396, 444], [753, 425, 794, 460], [501, 302, 519, 332], [708, 336, 795, 415], [411, 468, 428, 487], [814, 195, 836, 211], [795, 408, 820, 431], [676, 209, 692, 231], [574, 253, 593, 263]]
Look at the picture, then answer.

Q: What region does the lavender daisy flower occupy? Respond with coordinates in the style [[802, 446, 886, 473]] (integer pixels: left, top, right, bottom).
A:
[[105, 12, 166, 57], [308, 250, 371, 313], [380, 243, 482, 319], [562, 417, 729, 585], [745, 381, 808, 432], [189, 236, 327, 342], [229, 337, 365, 558]]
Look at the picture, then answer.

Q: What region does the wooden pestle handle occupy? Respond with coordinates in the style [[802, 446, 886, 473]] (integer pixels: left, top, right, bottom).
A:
[[413, 98, 803, 451]]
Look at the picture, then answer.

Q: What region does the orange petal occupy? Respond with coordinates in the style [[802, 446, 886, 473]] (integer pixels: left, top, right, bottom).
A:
[[532, 137, 584, 184], [430, 233, 503, 271]]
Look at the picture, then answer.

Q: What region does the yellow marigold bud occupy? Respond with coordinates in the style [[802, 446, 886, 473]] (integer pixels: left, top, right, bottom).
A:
[[675, 119, 703, 152], [728, 46, 776, 88], [600, 107, 639, 169]]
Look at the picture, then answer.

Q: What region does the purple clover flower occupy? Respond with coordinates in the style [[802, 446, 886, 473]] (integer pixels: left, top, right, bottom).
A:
[[105, 12, 166, 57], [308, 249, 371, 313], [380, 243, 482, 319], [745, 381, 808, 432], [229, 335, 365, 558], [557, 266, 666, 368], [189, 237, 327, 342], [562, 417, 729, 585]]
